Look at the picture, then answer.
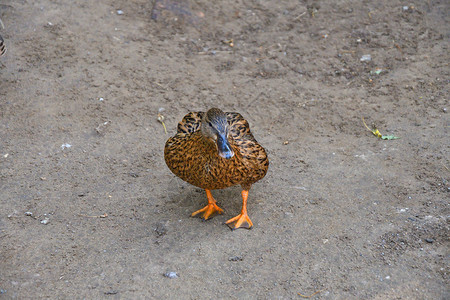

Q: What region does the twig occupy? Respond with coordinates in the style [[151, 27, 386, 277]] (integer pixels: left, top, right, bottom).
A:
[[255, 56, 267, 62], [158, 113, 167, 134], [78, 213, 108, 218], [293, 12, 306, 21], [394, 44, 403, 55], [153, 82, 167, 90], [298, 290, 322, 298], [95, 120, 110, 134], [197, 50, 231, 55], [394, 43, 404, 60]]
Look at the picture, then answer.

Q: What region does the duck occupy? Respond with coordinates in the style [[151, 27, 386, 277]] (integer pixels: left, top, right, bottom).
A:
[[164, 108, 269, 230]]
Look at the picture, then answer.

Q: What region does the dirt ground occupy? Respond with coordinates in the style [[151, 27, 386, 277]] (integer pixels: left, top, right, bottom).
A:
[[0, 0, 448, 298]]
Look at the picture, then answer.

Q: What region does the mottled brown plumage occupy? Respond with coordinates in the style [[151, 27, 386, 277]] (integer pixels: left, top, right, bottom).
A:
[[0, 35, 6, 57], [164, 108, 269, 229]]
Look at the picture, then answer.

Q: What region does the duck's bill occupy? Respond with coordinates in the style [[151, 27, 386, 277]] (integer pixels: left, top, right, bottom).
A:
[[217, 134, 234, 159]]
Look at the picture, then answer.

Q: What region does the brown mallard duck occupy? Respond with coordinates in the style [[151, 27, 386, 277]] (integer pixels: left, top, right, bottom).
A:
[[164, 108, 269, 230]]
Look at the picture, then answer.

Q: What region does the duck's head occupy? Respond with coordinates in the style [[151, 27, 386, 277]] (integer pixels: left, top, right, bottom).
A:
[[201, 108, 235, 159]]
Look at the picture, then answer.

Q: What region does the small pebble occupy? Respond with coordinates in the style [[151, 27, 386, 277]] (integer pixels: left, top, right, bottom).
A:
[[425, 238, 434, 243], [25, 212, 33, 216], [360, 54, 372, 62], [154, 222, 167, 237], [61, 143, 72, 150], [443, 108, 447, 113], [117, 10, 124, 15], [104, 291, 118, 295], [229, 256, 243, 262], [164, 272, 178, 279], [41, 218, 50, 225], [402, 6, 409, 12]]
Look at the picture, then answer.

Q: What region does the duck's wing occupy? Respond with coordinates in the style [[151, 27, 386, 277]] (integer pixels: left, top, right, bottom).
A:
[[226, 112, 253, 141], [177, 111, 204, 135], [226, 111, 269, 188]]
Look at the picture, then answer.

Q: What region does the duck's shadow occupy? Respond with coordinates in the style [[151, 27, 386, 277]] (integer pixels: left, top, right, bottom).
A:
[[165, 176, 243, 218]]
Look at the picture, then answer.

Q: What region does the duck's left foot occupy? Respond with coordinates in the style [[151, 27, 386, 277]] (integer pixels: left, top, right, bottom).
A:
[[191, 202, 224, 220], [225, 213, 253, 230], [191, 189, 224, 220]]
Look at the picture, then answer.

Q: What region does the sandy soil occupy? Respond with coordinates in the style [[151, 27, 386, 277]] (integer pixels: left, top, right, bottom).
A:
[[0, 0, 448, 298]]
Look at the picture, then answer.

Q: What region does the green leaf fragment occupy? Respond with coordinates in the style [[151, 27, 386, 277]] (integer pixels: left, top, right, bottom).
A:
[[381, 135, 400, 140]]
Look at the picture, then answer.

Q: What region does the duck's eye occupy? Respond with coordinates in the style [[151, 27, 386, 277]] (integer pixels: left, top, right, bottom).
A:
[[208, 121, 213, 127]]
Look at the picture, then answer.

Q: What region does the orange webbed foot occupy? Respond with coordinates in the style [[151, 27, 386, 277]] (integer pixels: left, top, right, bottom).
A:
[[191, 202, 224, 220], [191, 189, 224, 220], [225, 213, 253, 230], [225, 189, 253, 230]]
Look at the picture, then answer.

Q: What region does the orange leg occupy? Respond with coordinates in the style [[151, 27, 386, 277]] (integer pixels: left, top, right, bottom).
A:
[[191, 189, 224, 220], [225, 190, 253, 230]]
